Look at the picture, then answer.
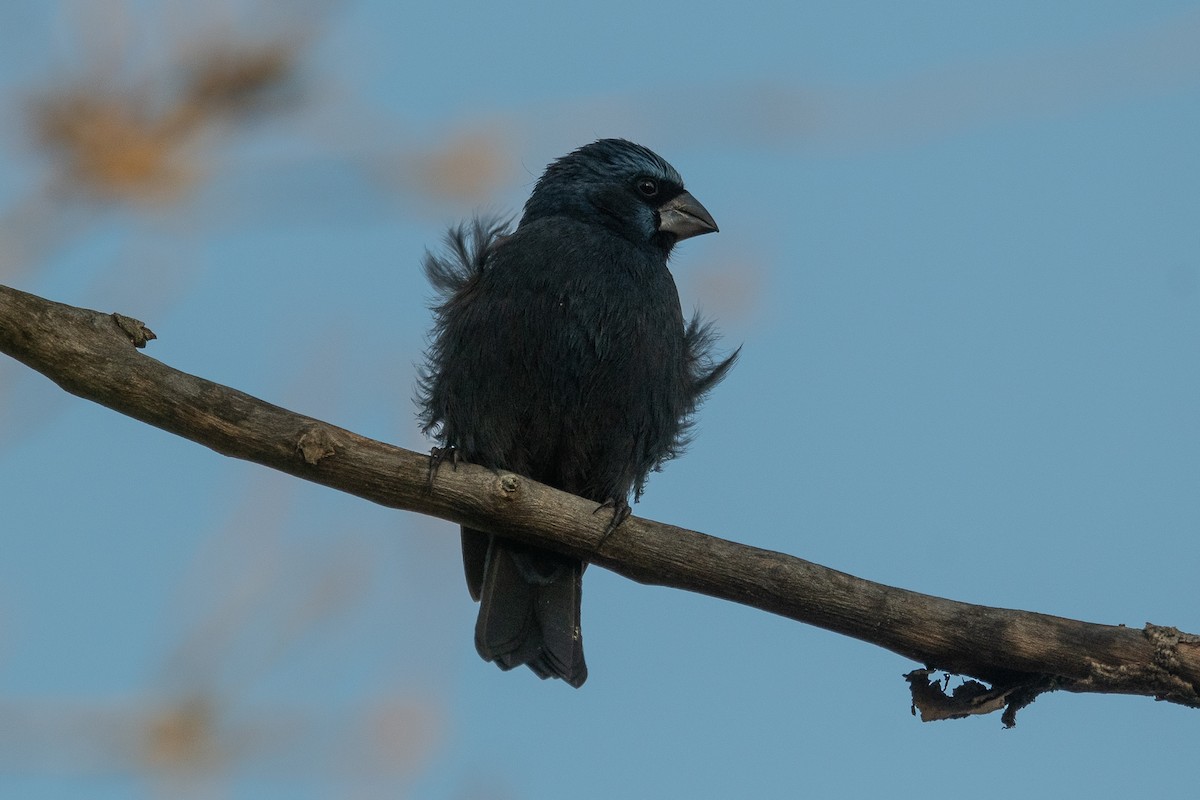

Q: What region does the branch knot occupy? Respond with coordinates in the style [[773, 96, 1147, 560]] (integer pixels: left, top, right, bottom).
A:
[[495, 472, 521, 502], [110, 312, 157, 348], [296, 424, 337, 465]]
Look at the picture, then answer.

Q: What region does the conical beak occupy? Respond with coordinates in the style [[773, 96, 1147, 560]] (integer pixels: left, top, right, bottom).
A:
[[657, 191, 718, 241]]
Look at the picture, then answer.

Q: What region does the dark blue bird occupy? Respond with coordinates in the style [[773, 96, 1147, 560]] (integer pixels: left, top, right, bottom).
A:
[[418, 139, 737, 686]]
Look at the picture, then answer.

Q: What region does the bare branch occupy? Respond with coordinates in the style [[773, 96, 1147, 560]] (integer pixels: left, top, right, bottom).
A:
[[2, 282, 1198, 723]]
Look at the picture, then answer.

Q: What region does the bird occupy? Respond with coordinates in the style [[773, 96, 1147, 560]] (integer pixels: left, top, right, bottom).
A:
[[418, 138, 737, 687]]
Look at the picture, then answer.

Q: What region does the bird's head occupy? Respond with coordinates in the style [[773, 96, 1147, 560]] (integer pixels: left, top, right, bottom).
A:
[[520, 138, 717, 257]]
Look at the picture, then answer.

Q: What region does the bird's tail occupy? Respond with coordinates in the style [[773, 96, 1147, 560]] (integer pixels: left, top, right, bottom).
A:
[[462, 528, 588, 687]]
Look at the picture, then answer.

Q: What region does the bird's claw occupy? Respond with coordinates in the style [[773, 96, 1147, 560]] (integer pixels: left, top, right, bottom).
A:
[[426, 445, 459, 490], [593, 497, 632, 551]]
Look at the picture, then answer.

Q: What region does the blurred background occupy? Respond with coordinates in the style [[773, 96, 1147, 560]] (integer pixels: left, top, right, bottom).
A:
[[1, 1, 1198, 797]]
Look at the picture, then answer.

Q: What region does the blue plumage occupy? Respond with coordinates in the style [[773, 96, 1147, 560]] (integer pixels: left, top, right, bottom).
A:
[[419, 139, 737, 686]]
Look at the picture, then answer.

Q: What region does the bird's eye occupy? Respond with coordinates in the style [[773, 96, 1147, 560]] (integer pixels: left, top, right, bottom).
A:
[[636, 178, 659, 198]]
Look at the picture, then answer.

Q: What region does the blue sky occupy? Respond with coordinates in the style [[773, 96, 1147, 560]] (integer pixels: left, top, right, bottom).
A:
[[2, 1, 1198, 797]]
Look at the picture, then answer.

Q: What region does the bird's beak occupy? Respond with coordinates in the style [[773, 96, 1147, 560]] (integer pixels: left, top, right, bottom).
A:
[[657, 191, 718, 240]]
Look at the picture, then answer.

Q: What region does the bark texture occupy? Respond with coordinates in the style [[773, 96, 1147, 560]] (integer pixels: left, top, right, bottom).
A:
[[3, 283, 1197, 723]]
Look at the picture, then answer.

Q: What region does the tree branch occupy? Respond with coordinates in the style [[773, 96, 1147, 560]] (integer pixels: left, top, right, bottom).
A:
[[3, 282, 1198, 723]]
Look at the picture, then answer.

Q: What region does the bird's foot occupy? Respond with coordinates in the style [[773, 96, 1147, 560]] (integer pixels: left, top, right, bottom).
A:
[[592, 497, 632, 551], [426, 445, 459, 490]]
